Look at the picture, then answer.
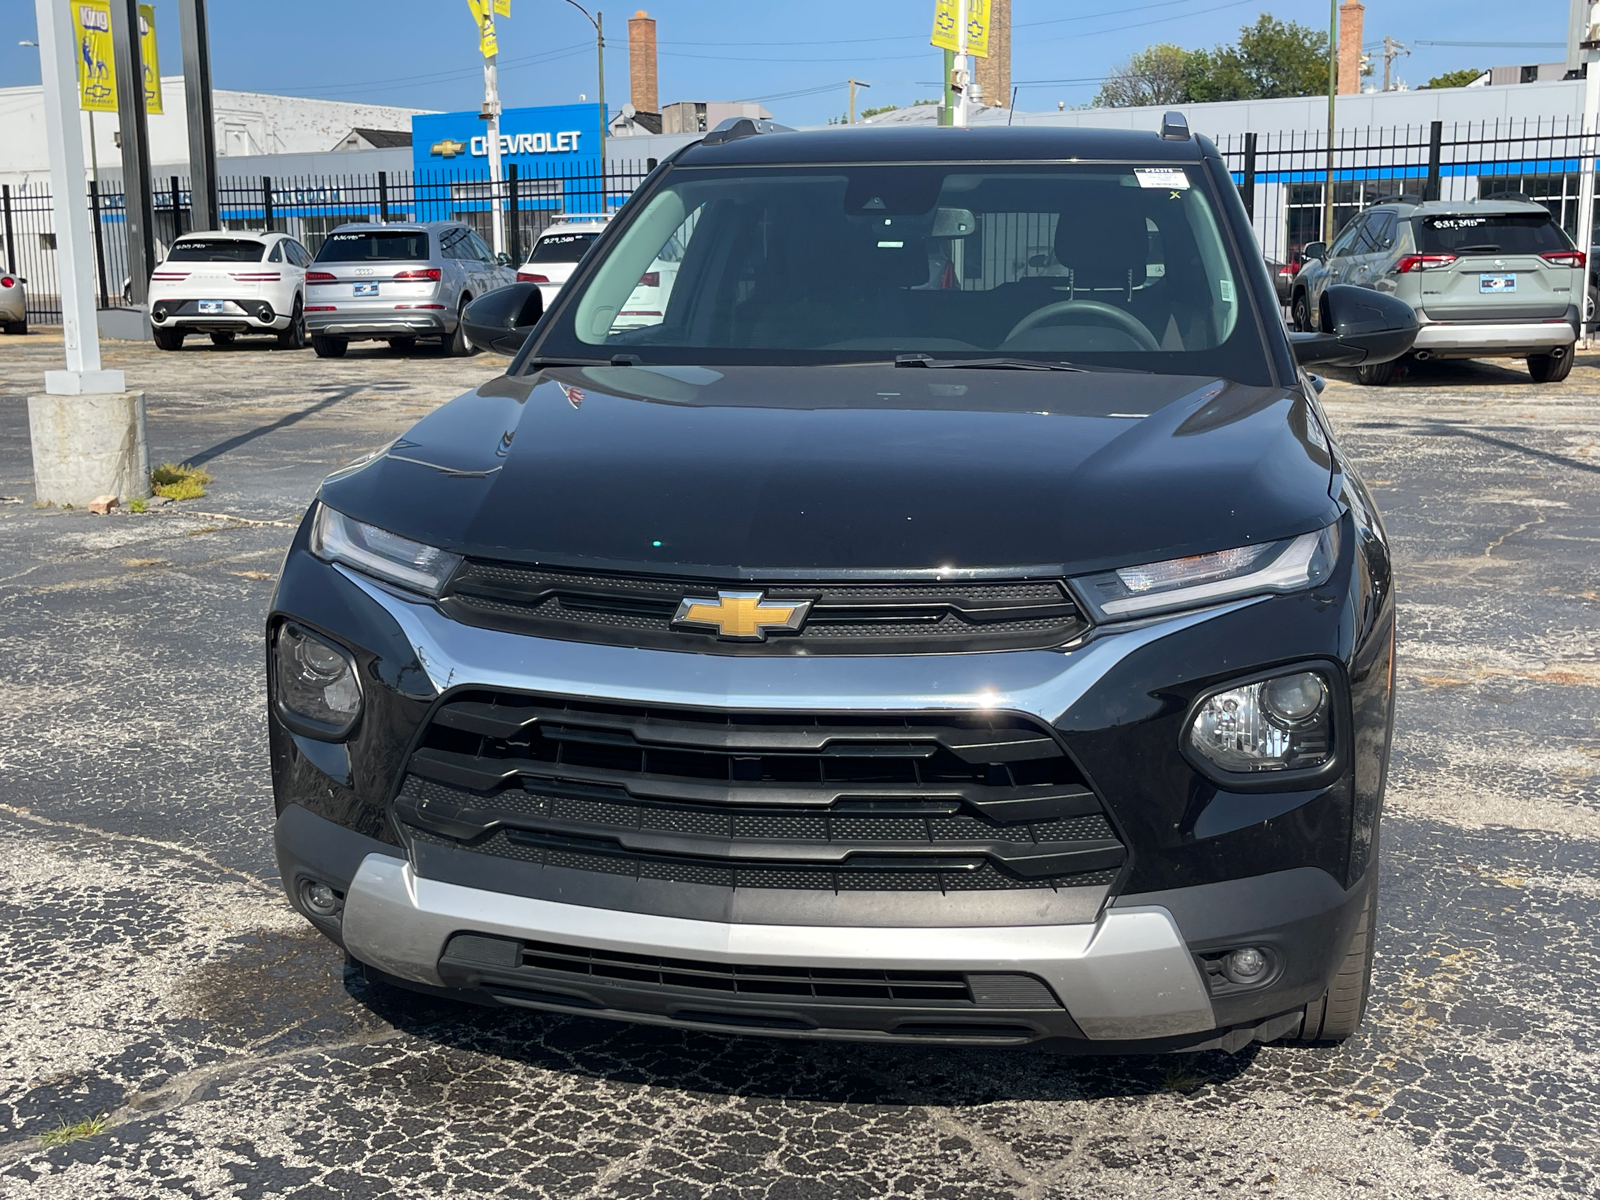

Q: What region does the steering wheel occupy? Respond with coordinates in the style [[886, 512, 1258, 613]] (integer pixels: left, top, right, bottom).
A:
[[1005, 299, 1161, 351]]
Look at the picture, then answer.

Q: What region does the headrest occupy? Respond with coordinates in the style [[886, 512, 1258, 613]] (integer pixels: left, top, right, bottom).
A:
[[1055, 204, 1149, 288]]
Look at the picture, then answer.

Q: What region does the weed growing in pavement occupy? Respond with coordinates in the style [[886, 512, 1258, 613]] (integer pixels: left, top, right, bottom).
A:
[[151, 462, 212, 501], [128, 496, 147, 513], [39, 1114, 108, 1147], [1160, 1064, 1206, 1093]]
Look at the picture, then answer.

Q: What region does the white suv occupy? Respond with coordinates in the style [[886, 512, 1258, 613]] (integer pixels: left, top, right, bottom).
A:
[[148, 231, 310, 351], [517, 214, 612, 308]]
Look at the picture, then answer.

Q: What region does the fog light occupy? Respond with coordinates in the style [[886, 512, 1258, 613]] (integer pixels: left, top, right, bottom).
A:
[[1223, 946, 1269, 984], [300, 879, 342, 917], [274, 623, 362, 738], [1188, 670, 1332, 773]]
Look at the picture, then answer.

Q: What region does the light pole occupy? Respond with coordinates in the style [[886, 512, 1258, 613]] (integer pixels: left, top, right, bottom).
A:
[[1323, 0, 1337, 246], [556, 0, 606, 195]]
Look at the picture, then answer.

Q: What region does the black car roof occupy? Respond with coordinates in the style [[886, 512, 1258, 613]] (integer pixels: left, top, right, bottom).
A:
[[675, 124, 1213, 167]]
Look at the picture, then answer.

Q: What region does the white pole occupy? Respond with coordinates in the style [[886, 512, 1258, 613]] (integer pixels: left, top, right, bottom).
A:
[[485, 52, 505, 257], [954, 0, 971, 127], [34, 0, 121, 392], [1579, 40, 1600, 348]]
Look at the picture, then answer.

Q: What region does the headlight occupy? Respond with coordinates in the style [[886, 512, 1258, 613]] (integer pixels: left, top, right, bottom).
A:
[[1187, 669, 1332, 774], [1072, 522, 1339, 621], [311, 504, 461, 596], [274, 623, 362, 738]]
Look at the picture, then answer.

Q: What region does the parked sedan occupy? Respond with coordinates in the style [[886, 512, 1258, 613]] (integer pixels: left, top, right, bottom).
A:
[[1291, 198, 1582, 384], [148, 231, 311, 351], [306, 222, 515, 358], [0, 271, 25, 335]]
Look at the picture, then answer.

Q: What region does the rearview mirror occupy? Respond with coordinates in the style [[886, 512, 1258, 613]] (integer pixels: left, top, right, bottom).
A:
[[1301, 241, 1327, 261], [462, 282, 544, 356], [1289, 284, 1418, 367]]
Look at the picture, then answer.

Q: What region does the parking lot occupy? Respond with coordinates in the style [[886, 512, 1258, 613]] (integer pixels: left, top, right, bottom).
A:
[[0, 332, 1597, 1198]]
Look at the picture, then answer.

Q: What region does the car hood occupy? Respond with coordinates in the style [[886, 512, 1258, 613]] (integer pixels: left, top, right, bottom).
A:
[[320, 363, 1338, 578]]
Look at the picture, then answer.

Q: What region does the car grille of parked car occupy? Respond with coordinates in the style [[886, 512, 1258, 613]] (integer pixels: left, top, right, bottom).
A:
[[438, 932, 1062, 1009], [439, 559, 1088, 654], [392, 692, 1126, 894]]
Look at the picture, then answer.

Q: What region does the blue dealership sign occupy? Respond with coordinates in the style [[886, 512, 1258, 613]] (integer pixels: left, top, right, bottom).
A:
[[411, 103, 608, 178]]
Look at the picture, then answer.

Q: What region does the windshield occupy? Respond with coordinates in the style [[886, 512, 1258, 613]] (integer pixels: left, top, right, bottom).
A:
[[167, 239, 265, 263], [532, 162, 1266, 379], [1416, 213, 1570, 255], [530, 231, 599, 263], [315, 230, 429, 262]]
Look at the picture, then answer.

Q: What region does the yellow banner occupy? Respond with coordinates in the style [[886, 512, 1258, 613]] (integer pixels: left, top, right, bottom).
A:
[[930, 0, 989, 58], [465, 0, 499, 57], [492, 0, 511, 17], [71, 2, 162, 114]]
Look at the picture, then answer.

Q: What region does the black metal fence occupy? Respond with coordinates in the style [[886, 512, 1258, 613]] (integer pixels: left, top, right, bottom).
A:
[[1217, 116, 1600, 271], [2, 159, 657, 324], [6, 121, 1600, 325]]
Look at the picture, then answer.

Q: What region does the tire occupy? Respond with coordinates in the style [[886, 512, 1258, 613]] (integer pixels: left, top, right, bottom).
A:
[[1528, 349, 1574, 383], [388, 337, 417, 354], [209, 331, 236, 347], [3, 319, 25, 335], [1291, 289, 1312, 333], [311, 335, 348, 359], [1356, 358, 1397, 386], [1282, 882, 1377, 1044], [153, 328, 185, 351], [445, 298, 475, 357], [277, 298, 306, 349]]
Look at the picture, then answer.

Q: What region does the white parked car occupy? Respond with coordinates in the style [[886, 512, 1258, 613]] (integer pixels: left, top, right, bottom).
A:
[[516, 214, 612, 308], [0, 270, 26, 335], [147, 231, 312, 351]]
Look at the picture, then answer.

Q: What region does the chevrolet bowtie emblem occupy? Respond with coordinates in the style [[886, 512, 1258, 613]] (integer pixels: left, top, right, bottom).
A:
[[672, 590, 812, 641], [431, 138, 467, 159]]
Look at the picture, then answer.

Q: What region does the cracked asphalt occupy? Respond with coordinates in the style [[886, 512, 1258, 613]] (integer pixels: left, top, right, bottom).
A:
[[1, 332, 1598, 1198]]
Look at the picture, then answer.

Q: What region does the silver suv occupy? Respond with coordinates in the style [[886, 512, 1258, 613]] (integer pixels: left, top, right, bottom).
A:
[[304, 222, 516, 358], [1291, 198, 1583, 385]]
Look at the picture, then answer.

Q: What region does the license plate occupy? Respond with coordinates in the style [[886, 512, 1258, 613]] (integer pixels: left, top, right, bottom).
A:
[[1480, 273, 1516, 293], [353, 282, 378, 297], [198, 300, 224, 314]]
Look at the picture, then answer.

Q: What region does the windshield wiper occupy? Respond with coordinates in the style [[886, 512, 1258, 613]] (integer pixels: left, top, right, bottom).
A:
[[893, 354, 1085, 372]]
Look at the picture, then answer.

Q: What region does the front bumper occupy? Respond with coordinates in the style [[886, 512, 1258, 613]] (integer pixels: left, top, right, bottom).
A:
[[1412, 318, 1576, 357]]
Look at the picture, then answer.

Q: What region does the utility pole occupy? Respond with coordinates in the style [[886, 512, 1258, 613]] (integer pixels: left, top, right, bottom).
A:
[[30, 0, 149, 508], [848, 77, 870, 123], [557, 2, 608, 204], [954, 0, 971, 127], [1381, 35, 1409, 92], [1323, 0, 1338, 245], [178, 0, 219, 231], [941, 48, 955, 125]]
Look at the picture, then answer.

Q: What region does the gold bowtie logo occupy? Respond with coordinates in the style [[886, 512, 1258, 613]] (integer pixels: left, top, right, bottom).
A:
[[672, 590, 812, 641], [431, 138, 467, 158]]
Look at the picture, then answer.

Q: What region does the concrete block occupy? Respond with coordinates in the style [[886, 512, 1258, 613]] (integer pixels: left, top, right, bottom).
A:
[[88, 494, 118, 514], [27, 392, 152, 508], [98, 305, 151, 342]]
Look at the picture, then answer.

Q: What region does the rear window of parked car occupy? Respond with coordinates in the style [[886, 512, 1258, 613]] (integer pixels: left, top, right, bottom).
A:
[[529, 232, 598, 263], [167, 239, 265, 263], [1416, 213, 1570, 255], [316, 231, 429, 262]]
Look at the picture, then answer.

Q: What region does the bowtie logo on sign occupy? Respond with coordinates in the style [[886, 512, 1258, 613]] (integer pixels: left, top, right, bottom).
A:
[[430, 138, 468, 159]]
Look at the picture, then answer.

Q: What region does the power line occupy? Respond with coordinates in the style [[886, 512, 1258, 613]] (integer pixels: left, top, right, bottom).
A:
[[1411, 40, 1563, 48]]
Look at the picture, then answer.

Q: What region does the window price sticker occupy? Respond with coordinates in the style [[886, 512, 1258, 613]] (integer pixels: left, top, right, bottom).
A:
[[1135, 168, 1190, 189]]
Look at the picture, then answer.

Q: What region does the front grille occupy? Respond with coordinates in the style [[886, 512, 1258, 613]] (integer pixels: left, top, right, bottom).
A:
[[440, 560, 1087, 654], [394, 692, 1126, 894], [440, 933, 1062, 1008]]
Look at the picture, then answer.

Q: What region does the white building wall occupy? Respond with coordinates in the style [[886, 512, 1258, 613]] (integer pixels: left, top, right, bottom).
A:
[[0, 77, 432, 188]]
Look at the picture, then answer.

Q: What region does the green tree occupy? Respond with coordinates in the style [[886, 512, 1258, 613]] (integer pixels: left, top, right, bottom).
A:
[[1185, 15, 1330, 101], [1095, 43, 1195, 107], [1422, 66, 1484, 89], [1096, 13, 1330, 107]]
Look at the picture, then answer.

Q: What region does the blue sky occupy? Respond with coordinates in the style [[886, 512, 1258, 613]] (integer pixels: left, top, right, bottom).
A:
[[0, 1, 1575, 127]]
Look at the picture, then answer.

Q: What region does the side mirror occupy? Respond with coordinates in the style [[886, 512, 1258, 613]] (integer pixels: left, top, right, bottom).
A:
[[461, 282, 544, 355], [1290, 284, 1418, 367], [496, 251, 512, 266], [1301, 241, 1327, 261]]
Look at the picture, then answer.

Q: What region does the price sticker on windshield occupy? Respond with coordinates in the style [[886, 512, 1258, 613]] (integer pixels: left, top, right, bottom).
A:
[[1135, 168, 1190, 190]]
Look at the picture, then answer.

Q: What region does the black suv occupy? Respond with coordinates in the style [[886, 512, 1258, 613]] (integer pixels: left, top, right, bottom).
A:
[[267, 116, 1414, 1053]]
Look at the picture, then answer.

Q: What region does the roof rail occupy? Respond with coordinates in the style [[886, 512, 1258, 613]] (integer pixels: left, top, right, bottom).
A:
[[701, 116, 795, 146], [1159, 111, 1190, 141]]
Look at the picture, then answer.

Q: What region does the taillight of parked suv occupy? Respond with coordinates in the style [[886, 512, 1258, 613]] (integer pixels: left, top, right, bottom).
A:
[[393, 268, 443, 281], [1394, 254, 1458, 272]]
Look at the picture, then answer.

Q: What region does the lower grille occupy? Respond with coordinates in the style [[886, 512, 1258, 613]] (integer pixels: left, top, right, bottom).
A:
[[440, 933, 1062, 1008], [395, 692, 1125, 895]]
